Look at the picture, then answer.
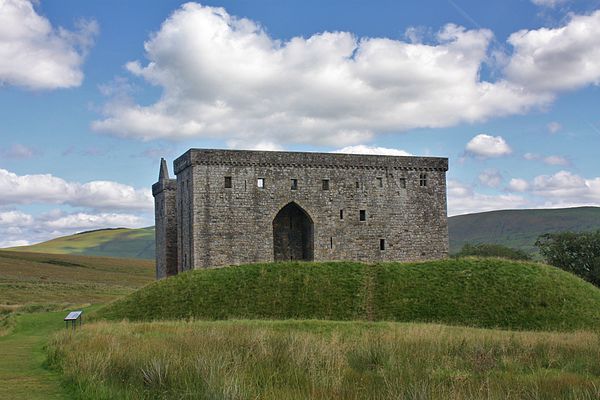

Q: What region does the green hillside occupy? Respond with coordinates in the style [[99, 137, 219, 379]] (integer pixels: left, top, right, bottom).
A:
[[95, 259, 600, 331], [449, 206, 600, 254], [0, 250, 154, 310], [6, 227, 155, 259]]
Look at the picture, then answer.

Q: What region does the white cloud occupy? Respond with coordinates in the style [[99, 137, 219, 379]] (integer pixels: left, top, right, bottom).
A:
[[92, 3, 549, 146], [447, 179, 529, 216], [505, 10, 600, 92], [0, 239, 29, 248], [333, 145, 411, 156], [465, 134, 512, 158], [478, 169, 503, 188], [0, 210, 33, 226], [523, 152, 569, 165], [530, 0, 570, 7], [508, 178, 530, 192], [547, 121, 562, 134], [505, 171, 600, 207], [42, 212, 146, 230], [543, 155, 569, 166], [0, 0, 98, 90], [0, 209, 151, 249], [0, 168, 152, 211], [531, 170, 600, 204]]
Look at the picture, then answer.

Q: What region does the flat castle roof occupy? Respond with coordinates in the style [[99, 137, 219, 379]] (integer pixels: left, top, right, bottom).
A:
[[173, 148, 448, 175]]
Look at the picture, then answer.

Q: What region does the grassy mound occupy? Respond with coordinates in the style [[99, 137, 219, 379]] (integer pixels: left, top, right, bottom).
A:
[[95, 258, 600, 331]]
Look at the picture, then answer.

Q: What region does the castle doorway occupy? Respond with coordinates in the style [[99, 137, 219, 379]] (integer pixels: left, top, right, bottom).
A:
[[273, 202, 314, 262]]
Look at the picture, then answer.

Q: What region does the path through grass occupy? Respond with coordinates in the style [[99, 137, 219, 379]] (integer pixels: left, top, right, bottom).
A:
[[0, 311, 69, 399]]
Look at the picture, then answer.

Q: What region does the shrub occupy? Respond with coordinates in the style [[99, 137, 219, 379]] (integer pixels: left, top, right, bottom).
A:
[[535, 231, 600, 287]]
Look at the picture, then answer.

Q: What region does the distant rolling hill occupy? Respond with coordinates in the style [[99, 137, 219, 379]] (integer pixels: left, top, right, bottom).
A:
[[449, 206, 600, 254], [7, 227, 155, 260], [5, 206, 600, 260]]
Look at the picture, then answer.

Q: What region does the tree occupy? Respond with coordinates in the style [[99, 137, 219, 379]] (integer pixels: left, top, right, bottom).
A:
[[454, 243, 531, 261], [535, 231, 600, 287]]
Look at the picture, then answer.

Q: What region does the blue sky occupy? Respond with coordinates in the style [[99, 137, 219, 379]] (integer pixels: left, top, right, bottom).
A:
[[1, 0, 600, 246]]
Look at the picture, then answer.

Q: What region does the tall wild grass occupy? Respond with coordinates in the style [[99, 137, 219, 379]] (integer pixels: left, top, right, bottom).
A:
[[48, 320, 600, 399]]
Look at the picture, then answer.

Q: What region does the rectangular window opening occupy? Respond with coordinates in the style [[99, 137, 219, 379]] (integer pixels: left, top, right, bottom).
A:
[[356, 181, 360, 189], [330, 237, 333, 249], [291, 178, 298, 190], [359, 210, 366, 221], [340, 209, 344, 220], [376, 177, 383, 187], [224, 176, 232, 188], [322, 179, 330, 190], [380, 239, 386, 251], [257, 178, 265, 188], [399, 177, 406, 188], [419, 173, 427, 187]]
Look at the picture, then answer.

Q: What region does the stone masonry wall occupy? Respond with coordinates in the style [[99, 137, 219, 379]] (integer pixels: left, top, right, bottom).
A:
[[152, 179, 178, 279], [173, 149, 448, 270]]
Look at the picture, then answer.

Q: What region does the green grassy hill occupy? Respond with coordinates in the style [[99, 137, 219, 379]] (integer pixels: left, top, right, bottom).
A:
[[95, 259, 600, 331], [449, 206, 600, 254], [0, 250, 154, 310], [6, 227, 155, 259]]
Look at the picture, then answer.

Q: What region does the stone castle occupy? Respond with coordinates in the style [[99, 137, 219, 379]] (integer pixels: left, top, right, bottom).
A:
[[153, 149, 449, 279]]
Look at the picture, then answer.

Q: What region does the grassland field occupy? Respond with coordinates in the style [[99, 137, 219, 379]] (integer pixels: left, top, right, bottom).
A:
[[2, 250, 600, 399]]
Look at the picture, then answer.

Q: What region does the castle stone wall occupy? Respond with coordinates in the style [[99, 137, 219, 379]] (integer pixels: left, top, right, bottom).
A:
[[171, 149, 448, 270]]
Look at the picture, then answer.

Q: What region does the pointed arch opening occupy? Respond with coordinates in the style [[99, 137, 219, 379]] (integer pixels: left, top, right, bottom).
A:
[[273, 202, 314, 262]]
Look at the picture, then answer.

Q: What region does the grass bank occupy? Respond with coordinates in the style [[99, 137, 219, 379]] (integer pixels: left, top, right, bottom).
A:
[[48, 319, 600, 399], [95, 258, 600, 331]]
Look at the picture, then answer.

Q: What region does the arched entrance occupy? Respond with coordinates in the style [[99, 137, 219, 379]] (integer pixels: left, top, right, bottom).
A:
[[273, 202, 314, 261]]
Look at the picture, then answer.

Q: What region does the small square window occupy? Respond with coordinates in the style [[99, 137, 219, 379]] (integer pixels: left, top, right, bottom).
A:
[[257, 178, 265, 188], [399, 178, 406, 188], [322, 179, 330, 190], [380, 239, 385, 251], [376, 177, 383, 187], [224, 176, 232, 188], [291, 179, 298, 190], [359, 210, 366, 221], [340, 209, 344, 220], [419, 173, 427, 187]]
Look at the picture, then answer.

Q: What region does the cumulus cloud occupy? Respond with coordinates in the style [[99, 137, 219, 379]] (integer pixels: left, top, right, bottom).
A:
[[92, 3, 549, 146], [447, 180, 529, 215], [0, 209, 150, 248], [333, 145, 411, 156], [506, 171, 600, 207], [42, 212, 146, 230], [0, 168, 152, 211], [505, 10, 600, 92], [508, 178, 530, 192], [0, 210, 33, 226], [531, 170, 600, 204], [0, 0, 98, 90], [465, 134, 512, 158], [478, 169, 503, 188]]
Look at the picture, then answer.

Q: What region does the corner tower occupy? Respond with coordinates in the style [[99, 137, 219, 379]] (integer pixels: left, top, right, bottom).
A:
[[152, 158, 178, 279]]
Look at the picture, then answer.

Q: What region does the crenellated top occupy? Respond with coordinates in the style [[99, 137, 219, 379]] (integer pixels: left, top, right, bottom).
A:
[[173, 149, 448, 175]]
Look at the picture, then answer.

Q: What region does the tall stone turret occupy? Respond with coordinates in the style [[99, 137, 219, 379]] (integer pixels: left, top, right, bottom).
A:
[[152, 158, 178, 279]]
